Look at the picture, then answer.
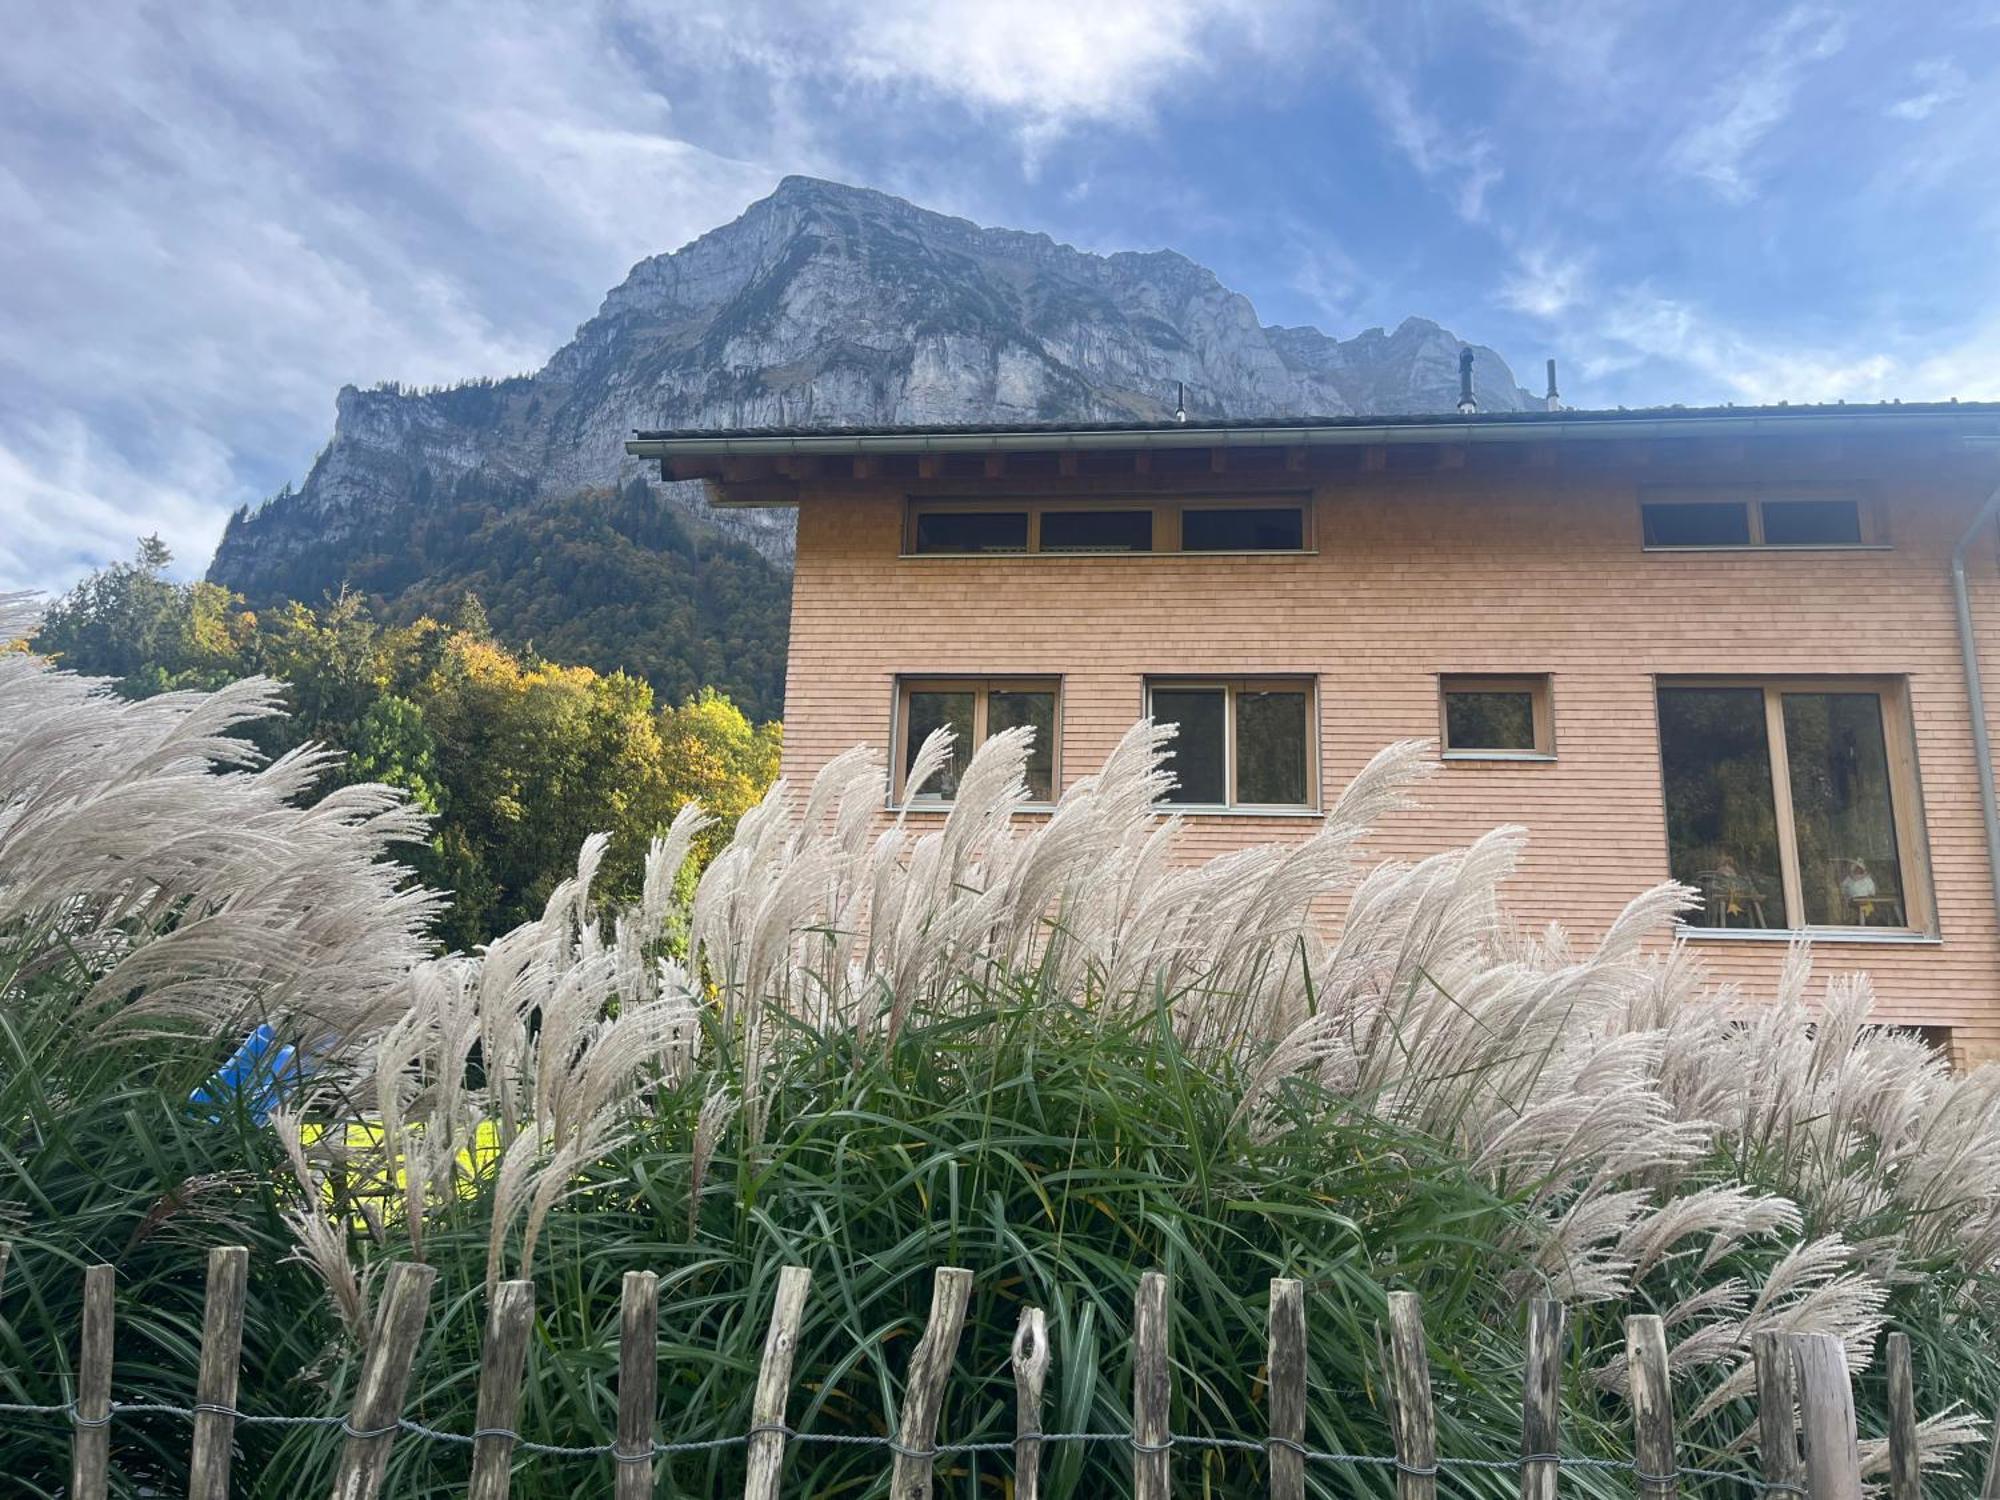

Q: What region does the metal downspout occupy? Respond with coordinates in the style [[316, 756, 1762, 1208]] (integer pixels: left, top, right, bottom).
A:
[[1950, 479, 2000, 929]]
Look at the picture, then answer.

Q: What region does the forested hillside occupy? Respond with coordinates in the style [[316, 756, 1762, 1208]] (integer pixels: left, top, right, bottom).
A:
[[32, 539, 780, 947]]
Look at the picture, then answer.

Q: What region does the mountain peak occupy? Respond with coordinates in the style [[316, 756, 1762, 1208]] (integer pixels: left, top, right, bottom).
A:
[[212, 178, 1536, 633]]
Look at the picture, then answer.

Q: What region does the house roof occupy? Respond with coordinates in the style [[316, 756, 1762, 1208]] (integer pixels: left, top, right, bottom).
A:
[[628, 401, 2000, 459]]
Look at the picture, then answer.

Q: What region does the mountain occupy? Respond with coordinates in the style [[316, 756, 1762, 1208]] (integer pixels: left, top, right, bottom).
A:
[[209, 176, 1538, 716]]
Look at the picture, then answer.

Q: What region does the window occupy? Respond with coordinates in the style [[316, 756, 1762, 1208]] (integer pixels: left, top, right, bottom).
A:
[[1441, 675, 1554, 758], [897, 678, 1059, 803], [1146, 679, 1315, 809], [912, 511, 1028, 554], [1657, 680, 1928, 933], [1180, 506, 1305, 552], [1640, 491, 1870, 549], [906, 498, 1309, 555], [1040, 509, 1153, 553]]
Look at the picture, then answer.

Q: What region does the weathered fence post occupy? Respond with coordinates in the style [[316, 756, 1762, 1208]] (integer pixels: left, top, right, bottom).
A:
[[1625, 1314, 1676, 1500], [744, 1265, 812, 1500], [71, 1263, 114, 1500], [890, 1266, 973, 1500], [1385, 1291, 1438, 1500], [1133, 1271, 1172, 1500], [1520, 1299, 1566, 1500], [1885, 1332, 1921, 1500], [1012, 1306, 1050, 1500], [329, 1260, 437, 1500], [1792, 1334, 1862, 1500], [1754, 1332, 1804, 1494], [188, 1245, 250, 1500], [1268, 1278, 1307, 1500], [466, 1279, 535, 1500], [614, 1270, 659, 1500]]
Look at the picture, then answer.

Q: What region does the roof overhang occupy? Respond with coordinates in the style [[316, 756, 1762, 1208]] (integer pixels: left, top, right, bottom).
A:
[[624, 404, 2000, 506]]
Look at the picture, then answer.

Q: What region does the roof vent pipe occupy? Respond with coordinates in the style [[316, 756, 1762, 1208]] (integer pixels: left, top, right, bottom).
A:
[[1175, 382, 1187, 424], [1545, 359, 1562, 412], [1457, 349, 1478, 414]]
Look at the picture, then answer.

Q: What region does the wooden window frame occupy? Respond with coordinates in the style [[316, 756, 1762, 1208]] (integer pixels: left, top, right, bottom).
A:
[[892, 676, 1062, 806], [1638, 486, 1883, 552], [1142, 676, 1320, 812], [1439, 674, 1555, 761], [903, 494, 1314, 557], [1655, 675, 1935, 936]]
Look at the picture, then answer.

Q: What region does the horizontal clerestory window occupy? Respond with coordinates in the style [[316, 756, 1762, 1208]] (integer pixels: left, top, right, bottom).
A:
[[1640, 490, 1871, 549], [896, 678, 1060, 804], [906, 497, 1310, 555]]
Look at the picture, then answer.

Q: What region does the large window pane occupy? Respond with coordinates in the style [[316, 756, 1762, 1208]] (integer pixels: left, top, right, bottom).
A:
[[1658, 687, 1785, 928], [1446, 690, 1536, 751], [905, 690, 974, 798], [1041, 509, 1153, 553], [1783, 692, 1906, 926], [1181, 507, 1305, 551], [1152, 689, 1227, 805], [1236, 691, 1309, 805], [989, 690, 1057, 801], [1642, 502, 1751, 547], [913, 510, 1029, 553], [1761, 500, 1862, 546]]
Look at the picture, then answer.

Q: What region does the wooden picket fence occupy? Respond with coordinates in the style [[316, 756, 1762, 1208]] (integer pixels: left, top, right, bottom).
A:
[[0, 1240, 1957, 1500]]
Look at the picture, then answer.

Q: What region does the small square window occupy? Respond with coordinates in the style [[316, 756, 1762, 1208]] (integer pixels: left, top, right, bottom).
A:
[[1441, 676, 1554, 758]]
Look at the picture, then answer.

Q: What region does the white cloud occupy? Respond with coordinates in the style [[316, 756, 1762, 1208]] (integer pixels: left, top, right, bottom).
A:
[[1666, 5, 1848, 202], [0, 416, 237, 597], [1561, 286, 2000, 407], [0, 3, 783, 593], [1886, 59, 1968, 121], [1502, 250, 1591, 320]]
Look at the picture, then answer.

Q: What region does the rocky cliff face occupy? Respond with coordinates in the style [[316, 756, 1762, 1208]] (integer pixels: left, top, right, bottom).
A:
[[210, 174, 1534, 596]]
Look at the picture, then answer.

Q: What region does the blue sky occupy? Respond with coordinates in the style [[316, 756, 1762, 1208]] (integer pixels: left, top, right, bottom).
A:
[[3, 1, 1996, 594]]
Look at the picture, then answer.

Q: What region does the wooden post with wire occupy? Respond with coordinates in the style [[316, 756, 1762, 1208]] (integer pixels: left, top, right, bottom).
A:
[[890, 1266, 972, 1500], [1753, 1331, 1804, 1495], [188, 1246, 250, 1500], [329, 1260, 437, 1500], [743, 1266, 812, 1500], [466, 1279, 535, 1500], [1012, 1307, 1051, 1500], [1626, 1314, 1677, 1500], [1385, 1292, 1438, 1500], [1792, 1333, 1862, 1500], [614, 1270, 659, 1500], [71, 1263, 115, 1500], [1521, 1300, 1566, 1500], [1133, 1271, 1172, 1500], [1268, 1278, 1307, 1500]]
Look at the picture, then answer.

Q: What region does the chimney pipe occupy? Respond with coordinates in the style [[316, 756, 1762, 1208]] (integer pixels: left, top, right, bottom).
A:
[[1545, 358, 1562, 412], [1457, 349, 1477, 414]]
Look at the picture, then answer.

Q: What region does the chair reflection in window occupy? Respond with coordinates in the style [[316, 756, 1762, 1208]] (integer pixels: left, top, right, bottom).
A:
[[1839, 858, 1905, 927], [1696, 854, 1770, 928]]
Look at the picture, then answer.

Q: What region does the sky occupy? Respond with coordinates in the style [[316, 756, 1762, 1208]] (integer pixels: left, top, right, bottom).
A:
[[2, 1, 1997, 595]]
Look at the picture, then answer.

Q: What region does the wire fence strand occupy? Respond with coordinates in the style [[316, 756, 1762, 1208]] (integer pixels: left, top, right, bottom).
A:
[[0, 1396, 1793, 1488]]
